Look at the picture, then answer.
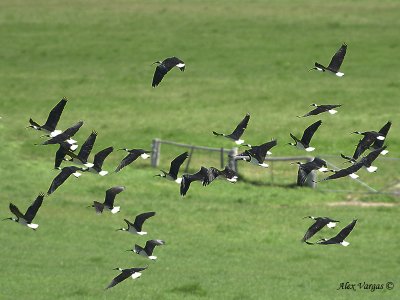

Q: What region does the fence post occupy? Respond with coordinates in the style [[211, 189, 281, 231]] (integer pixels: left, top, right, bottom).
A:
[[184, 146, 195, 173], [228, 147, 238, 172], [220, 148, 225, 169], [151, 139, 161, 167]]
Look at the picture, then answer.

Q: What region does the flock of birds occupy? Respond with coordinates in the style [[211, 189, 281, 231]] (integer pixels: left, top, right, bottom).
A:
[[4, 43, 394, 289]]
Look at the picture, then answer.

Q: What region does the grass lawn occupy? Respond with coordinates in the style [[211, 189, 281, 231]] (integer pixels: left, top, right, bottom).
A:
[[0, 0, 399, 299]]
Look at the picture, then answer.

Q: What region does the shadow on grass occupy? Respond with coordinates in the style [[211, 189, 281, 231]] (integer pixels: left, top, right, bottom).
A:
[[169, 282, 207, 297]]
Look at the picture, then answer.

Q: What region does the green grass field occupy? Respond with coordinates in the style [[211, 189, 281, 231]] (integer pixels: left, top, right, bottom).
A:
[[1, 1, 399, 299]]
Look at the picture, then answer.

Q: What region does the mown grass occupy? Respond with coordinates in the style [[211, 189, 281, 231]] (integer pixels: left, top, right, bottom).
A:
[[0, 0, 399, 299]]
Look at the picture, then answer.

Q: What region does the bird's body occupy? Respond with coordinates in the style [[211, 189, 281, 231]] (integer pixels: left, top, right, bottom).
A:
[[298, 104, 341, 117], [156, 152, 188, 183], [295, 157, 328, 186], [90, 186, 125, 214], [86, 146, 114, 176], [180, 167, 211, 196], [47, 166, 83, 195], [117, 212, 156, 235], [38, 121, 83, 146], [213, 113, 250, 146], [301, 216, 339, 242], [341, 146, 386, 173], [152, 57, 185, 87], [352, 130, 385, 160], [130, 239, 165, 260], [311, 43, 347, 77], [106, 266, 147, 289], [289, 120, 322, 152], [235, 139, 277, 167], [115, 148, 150, 173], [371, 121, 391, 154], [307, 220, 357, 246], [28, 98, 67, 137], [4, 193, 44, 230]]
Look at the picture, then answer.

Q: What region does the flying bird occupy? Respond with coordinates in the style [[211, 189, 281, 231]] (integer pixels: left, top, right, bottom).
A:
[[86, 146, 114, 176], [234, 139, 277, 167], [47, 166, 84, 195], [351, 130, 386, 160], [128, 239, 165, 260], [54, 141, 79, 169], [155, 152, 188, 183], [106, 266, 147, 289], [115, 148, 150, 173], [116, 212, 156, 235], [3, 193, 44, 230], [298, 104, 341, 117], [27, 98, 67, 137], [310, 43, 347, 77], [301, 216, 339, 242], [306, 219, 357, 246], [37, 120, 83, 146], [152, 56, 185, 87], [293, 157, 328, 186], [289, 120, 322, 152], [341, 146, 386, 173], [212, 113, 251, 146], [89, 186, 125, 214]]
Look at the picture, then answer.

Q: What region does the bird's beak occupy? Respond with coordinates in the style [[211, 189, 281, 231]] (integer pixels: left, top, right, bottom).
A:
[[2, 218, 11, 221], [116, 228, 122, 231], [125, 249, 132, 252], [308, 67, 316, 71], [86, 205, 92, 208], [302, 216, 310, 219]]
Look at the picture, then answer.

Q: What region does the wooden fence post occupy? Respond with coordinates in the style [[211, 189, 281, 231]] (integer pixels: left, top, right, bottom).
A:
[[151, 139, 161, 167], [228, 147, 238, 172]]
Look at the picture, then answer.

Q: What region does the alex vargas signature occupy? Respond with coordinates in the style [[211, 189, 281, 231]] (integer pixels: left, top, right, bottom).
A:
[[337, 281, 394, 292]]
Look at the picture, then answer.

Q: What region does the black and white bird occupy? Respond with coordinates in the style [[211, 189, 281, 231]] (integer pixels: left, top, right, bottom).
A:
[[289, 120, 322, 152], [106, 266, 147, 289], [155, 152, 188, 183], [180, 167, 211, 196], [54, 131, 97, 169], [208, 166, 238, 183], [90, 186, 125, 214], [320, 148, 383, 182], [3, 193, 44, 230], [371, 121, 391, 154], [310, 43, 347, 77], [116, 212, 156, 235], [152, 56, 185, 87], [54, 141, 79, 169], [213, 113, 251, 146], [306, 219, 357, 246], [341, 146, 386, 173], [351, 129, 386, 160], [128, 239, 165, 260], [234, 139, 277, 167], [27, 98, 67, 137], [293, 157, 328, 186], [86, 146, 114, 176], [298, 104, 341, 117], [37, 120, 83, 146], [301, 216, 339, 242], [115, 148, 150, 173], [47, 166, 84, 195]]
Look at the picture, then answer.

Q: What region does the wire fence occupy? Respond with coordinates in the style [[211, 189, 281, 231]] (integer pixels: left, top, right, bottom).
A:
[[151, 138, 400, 196]]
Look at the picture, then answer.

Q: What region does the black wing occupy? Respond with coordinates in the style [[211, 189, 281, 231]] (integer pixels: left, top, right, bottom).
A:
[[180, 168, 208, 196], [106, 270, 133, 289], [311, 157, 327, 168], [24, 193, 45, 223], [321, 161, 364, 181], [133, 212, 156, 232], [352, 135, 374, 160], [301, 106, 325, 117], [327, 43, 347, 72], [44, 121, 83, 144], [297, 164, 311, 186], [104, 186, 125, 207], [144, 239, 165, 255], [372, 121, 391, 149], [301, 120, 322, 145], [47, 167, 79, 195], [301, 218, 330, 242], [43, 98, 67, 131], [168, 152, 189, 179], [78, 131, 97, 162], [115, 151, 141, 172], [9, 203, 25, 219], [93, 146, 113, 169], [227, 113, 250, 141], [364, 146, 386, 167], [152, 65, 169, 87], [163, 57, 185, 70], [330, 219, 357, 242], [54, 143, 70, 169], [248, 140, 277, 163]]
